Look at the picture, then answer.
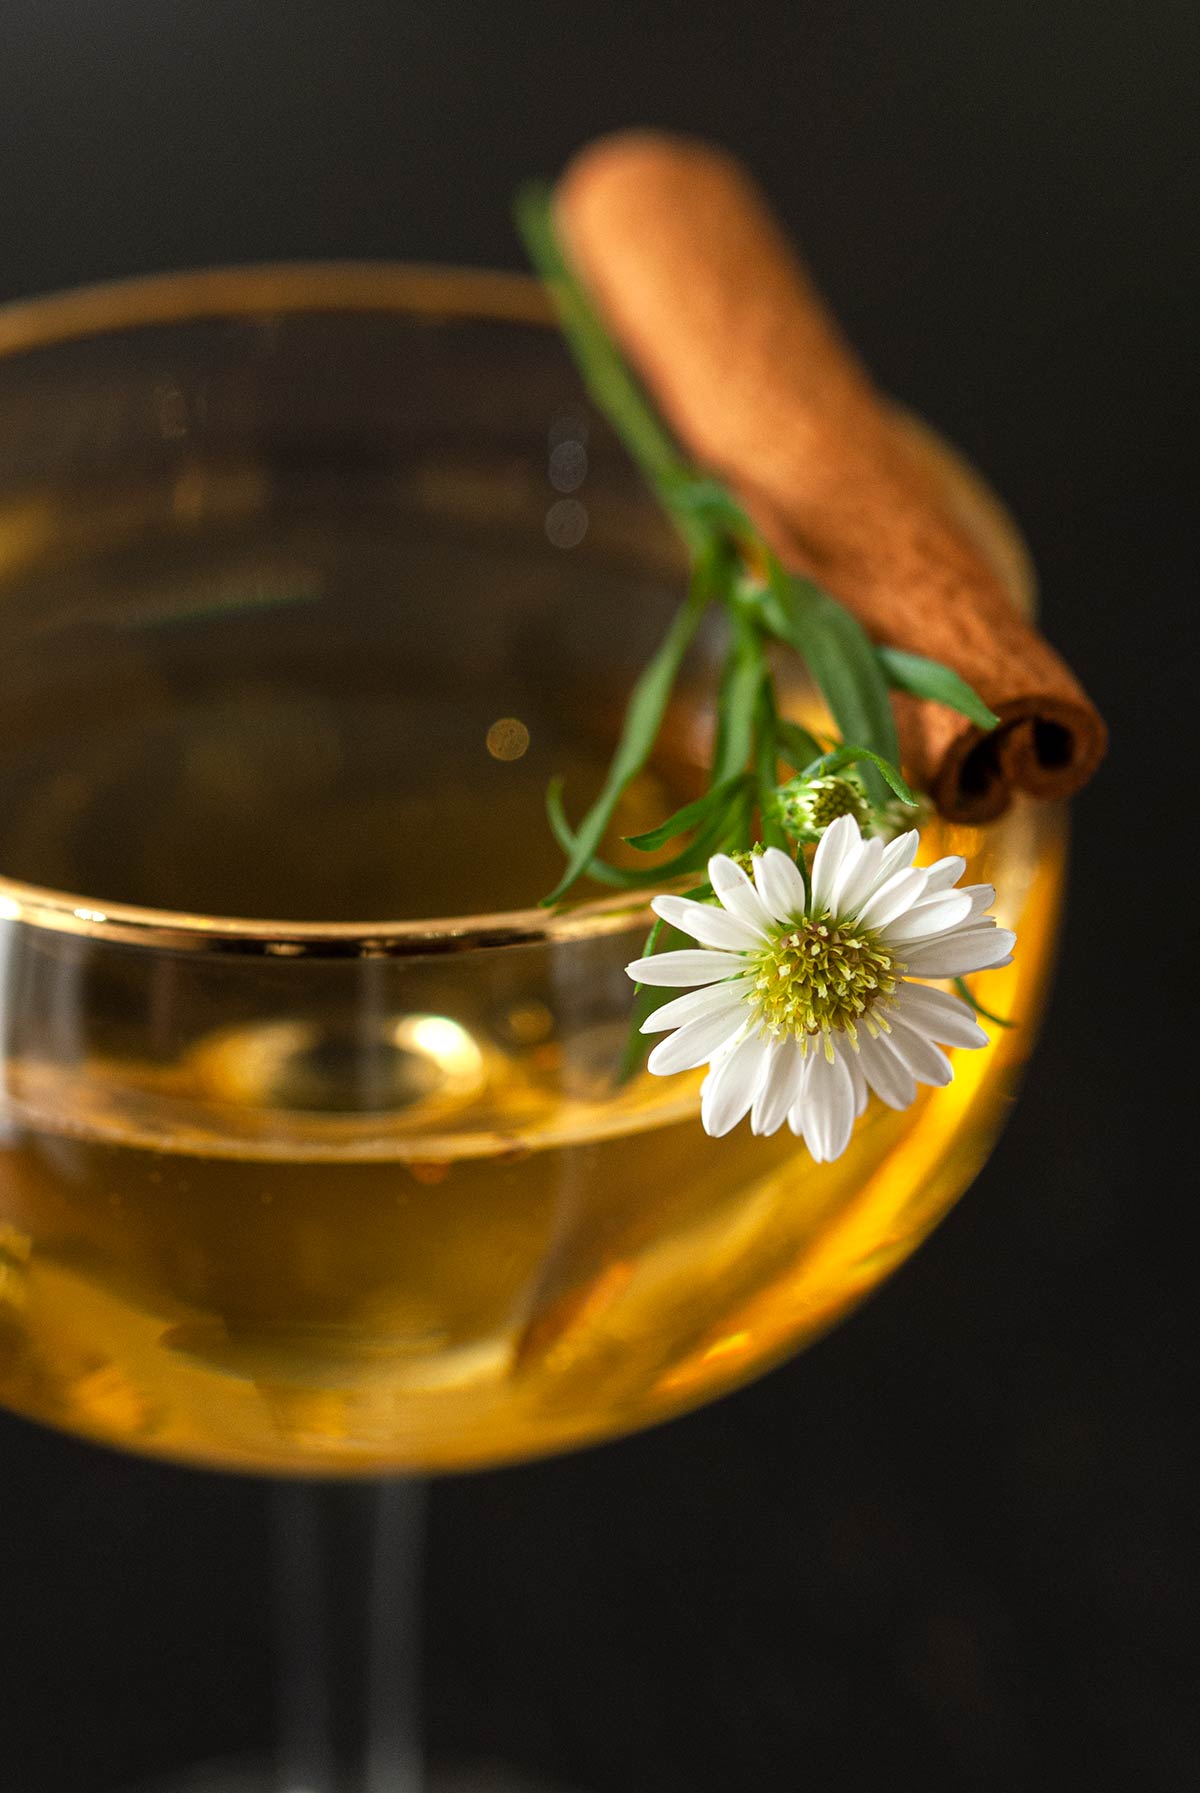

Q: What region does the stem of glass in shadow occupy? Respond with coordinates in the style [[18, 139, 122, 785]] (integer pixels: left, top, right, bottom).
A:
[[273, 1481, 426, 1793]]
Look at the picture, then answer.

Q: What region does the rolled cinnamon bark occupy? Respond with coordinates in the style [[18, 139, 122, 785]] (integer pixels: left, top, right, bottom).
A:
[[554, 132, 1106, 822]]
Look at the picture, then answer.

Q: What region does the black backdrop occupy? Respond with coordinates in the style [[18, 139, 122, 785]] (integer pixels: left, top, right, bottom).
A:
[[1, 4, 1195, 1790]]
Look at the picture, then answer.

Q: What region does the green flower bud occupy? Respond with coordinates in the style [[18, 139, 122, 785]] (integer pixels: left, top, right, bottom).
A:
[[773, 773, 872, 842], [728, 844, 766, 875]]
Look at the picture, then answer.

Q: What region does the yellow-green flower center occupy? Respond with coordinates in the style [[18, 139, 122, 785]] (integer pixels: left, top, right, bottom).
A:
[[750, 914, 901, 1041]]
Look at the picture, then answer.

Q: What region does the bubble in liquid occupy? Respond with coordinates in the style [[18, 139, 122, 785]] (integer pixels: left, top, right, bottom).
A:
[[485, 717, 531, 761], [545, 498, 588, 549], [548, 439, 588, 492]]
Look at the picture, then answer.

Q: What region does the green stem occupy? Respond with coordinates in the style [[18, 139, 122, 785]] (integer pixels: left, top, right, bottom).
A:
[[754, 678, 788, 849], [954, 976, 1016, 1029], [542, 542, 719, 904], [620, 883, 713, 1082], [517, 182, 944, 896], [514, 184, 711, 556], [711, 604, 765, 785]]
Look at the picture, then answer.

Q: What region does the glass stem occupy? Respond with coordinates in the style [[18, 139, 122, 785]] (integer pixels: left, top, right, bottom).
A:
[[272, 1480, 427, 1793]]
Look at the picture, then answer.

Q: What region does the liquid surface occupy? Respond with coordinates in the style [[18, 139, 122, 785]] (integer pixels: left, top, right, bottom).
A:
[[0, 467, 1064, 1474]]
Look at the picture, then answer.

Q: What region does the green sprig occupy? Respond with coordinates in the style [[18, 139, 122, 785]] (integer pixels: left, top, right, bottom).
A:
[[541, 541, 721, 904], [797, 744, 918, 808], [514, 183, 705, 550], [776, 719, 826, 771], [954, 977, 1016, 1029], [623, 773, 751, 853], [753, 678, 789, 850], [879, 648, 1001, 731], [752, 559, 900, 799], [515, 185, 998, 905]]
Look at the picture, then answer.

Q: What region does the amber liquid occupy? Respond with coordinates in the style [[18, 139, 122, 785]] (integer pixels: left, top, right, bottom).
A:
[[0, 478, 1063, 1475]]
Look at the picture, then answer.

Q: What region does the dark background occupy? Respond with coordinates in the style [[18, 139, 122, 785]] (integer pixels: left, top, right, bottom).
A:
[[1, 4, 1195, 1789]]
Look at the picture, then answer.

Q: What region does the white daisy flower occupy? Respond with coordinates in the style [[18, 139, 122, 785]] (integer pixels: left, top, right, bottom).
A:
[[625, 813, 1015, 1161]]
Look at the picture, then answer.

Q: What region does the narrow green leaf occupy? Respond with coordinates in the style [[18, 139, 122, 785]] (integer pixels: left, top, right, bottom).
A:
[[754, 680, 788, 849], [548, 777, 737, 891], [546, 780, 645, 887], [619, 881, 714, 1081], [721, 780, 757, 856], [878, 648, 1000, 732], [803, 744, 918, 807], [624, 773, 751, 852], [712, 607, 766, 785], [514, 184, 711, 555], [954, 976, 1017, 1029], [627, 880, 712, 989], [637, 914, 667, 971], [755, 563, 899, 801], [776, 719, 824, 770], [649, 810, 742, 881], [542, 551, 716, 904], [657, 474, 750, 533]]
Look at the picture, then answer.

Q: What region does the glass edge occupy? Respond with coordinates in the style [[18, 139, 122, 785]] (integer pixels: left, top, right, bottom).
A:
[[0, 261, 656, 955], [0, 261, 553, 354], [0, 882, 657, 957], [0, 260, 1038, 957]]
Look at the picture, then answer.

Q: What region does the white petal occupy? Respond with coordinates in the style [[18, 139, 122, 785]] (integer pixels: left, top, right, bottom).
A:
[[752, 846, 808, 924], [640, 979, 753, 1034], [651, 893, 764, 953], [877, 829, 921, 881], [625, 949, 744, 987], [802, 1045, 857, 1162], [830, 833, 884, 917], [901, 926, 1016, 978], [750, 1035, 805, 1135], [810, 813, 862, 910], [891, 981, 988, 1049], [921, 854, 968, 894], [962, 883, 997, 920], [707, 855, 774, 938], [786, 1096, 810, 1144], [646, 1007, 748, 1075], [882, 888, 974, 944], [700, 1031, 770, 1137], [846, 1046, 870, 1117], [857, 1030, 918, 1110], [882, 1014, 953, 1086], [854, 865, 929, 931]]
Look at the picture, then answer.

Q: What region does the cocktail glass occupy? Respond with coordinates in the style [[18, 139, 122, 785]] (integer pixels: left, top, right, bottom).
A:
[[0, 266, 1064, 1789]]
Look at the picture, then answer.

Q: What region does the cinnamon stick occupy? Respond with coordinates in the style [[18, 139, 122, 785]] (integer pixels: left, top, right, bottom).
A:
[[554, 132, 1106, 823]]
